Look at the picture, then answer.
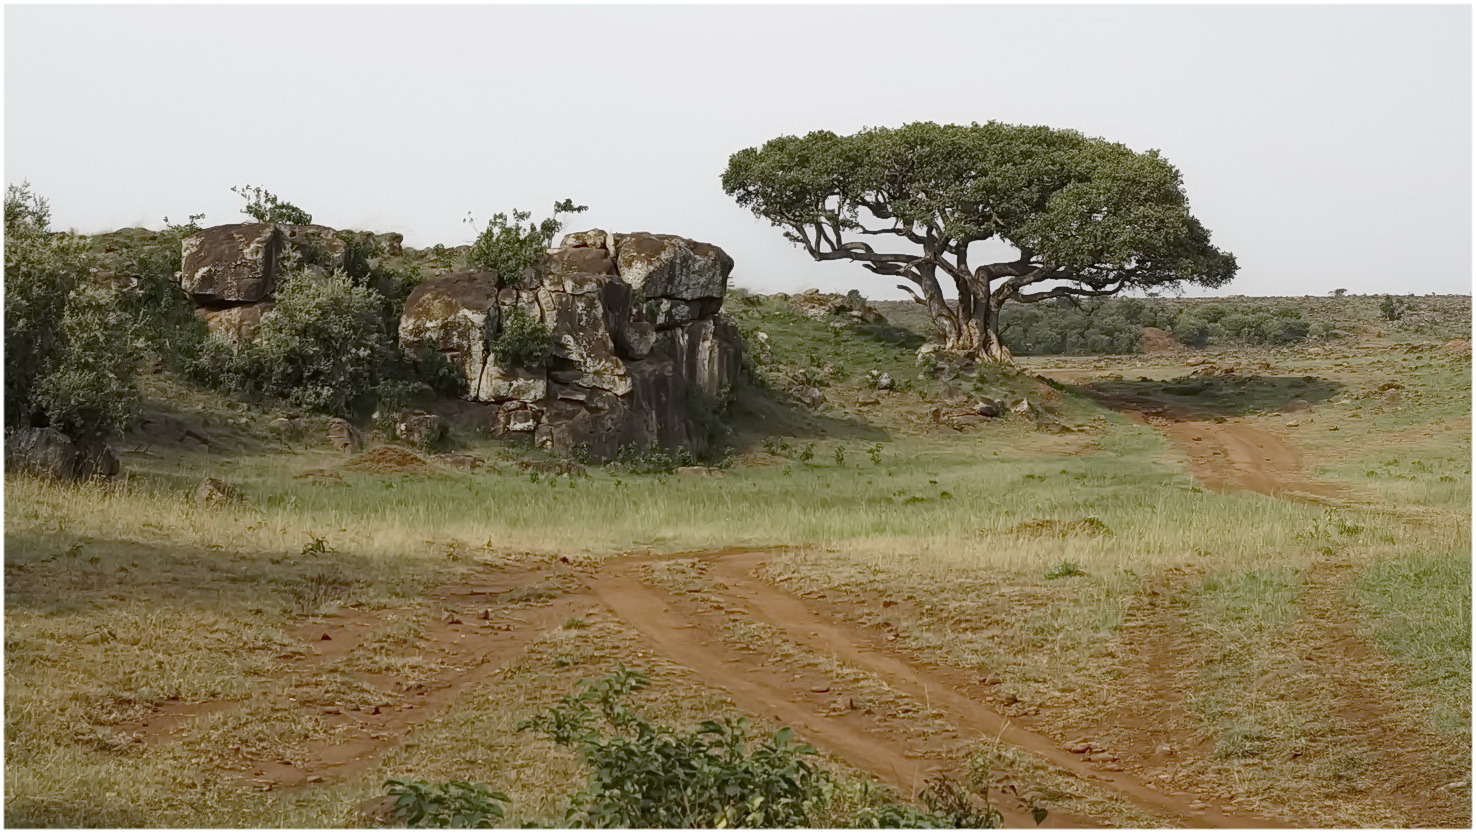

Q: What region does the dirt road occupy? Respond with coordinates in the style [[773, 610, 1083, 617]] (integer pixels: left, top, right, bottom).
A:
[[131, 394, 1440, 827]]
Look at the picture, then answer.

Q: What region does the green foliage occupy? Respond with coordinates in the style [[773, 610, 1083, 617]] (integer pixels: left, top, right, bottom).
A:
[[1379, 294, 1408, 322], [491, 306, 554, 370], [995, 296, 1314, 355], [1044, 561, 1087, 580], [197, 270, 399, 416], [386, 668, 1009, 828], [383, 779, 508, 828], [232, 184, 313, 225], [606, 443, 695, 475], [723, 122, 1236, 353], [518, 666, 831, 828], [33, 284, 142, 442], [4, 183, 92, 427], [116, 216, 210, 369], [467, 199, 587, 286]]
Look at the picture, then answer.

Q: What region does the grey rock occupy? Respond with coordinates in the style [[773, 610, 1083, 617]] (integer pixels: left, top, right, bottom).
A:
[[5, 427, 118, 481]]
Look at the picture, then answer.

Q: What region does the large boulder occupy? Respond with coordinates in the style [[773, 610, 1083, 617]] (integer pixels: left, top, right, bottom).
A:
[[403, 229, 743, 461], [399, 270, 503, 398], [5, 427, 118, 481], [180, 223, 284, 305]]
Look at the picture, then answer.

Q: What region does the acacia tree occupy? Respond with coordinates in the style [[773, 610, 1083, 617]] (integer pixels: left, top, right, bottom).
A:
[[722, 122, 1237, 361]]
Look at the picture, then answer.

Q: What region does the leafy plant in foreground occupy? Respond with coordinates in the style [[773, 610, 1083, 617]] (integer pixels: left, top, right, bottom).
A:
[[384, 779, 508, 828]]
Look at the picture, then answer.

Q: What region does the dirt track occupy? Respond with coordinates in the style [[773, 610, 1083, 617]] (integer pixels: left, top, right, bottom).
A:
[[128, 395, 1446, 827]]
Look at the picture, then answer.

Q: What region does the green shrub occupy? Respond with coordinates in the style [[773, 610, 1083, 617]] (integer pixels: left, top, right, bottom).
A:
[[33, 284, 142, 443], [201, 269, 399, 416], [1379, 294, 1408, 322], [232, 184, 313, 225], [4, 183, 92, 427], [467, 199, 586, 287], [519, 666, 833, 828], [384, 780, 508, 829], [606, 443, 695, 475], [387, 667, 1011, 828], [491, 306, 553, 370], [116, 215, 210, 369]]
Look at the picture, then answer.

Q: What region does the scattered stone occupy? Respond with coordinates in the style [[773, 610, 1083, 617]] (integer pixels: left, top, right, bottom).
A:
[[975, 398, 1004, 418], [394, 412, 446, 449], [857, 395, 881, 407], [193, 477, 241, 507], [1185, 356, 1207, 367], [792, 385, 826, 409], [268, 417, 299, 438], [809, 684, 831, 694], [326, 418, 361, 453], [1282, 398, 1311, 413], [4, 427, 118, 481], [872, 371, 895, 391]]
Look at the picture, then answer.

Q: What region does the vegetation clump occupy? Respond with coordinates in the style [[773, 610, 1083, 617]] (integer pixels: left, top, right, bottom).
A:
[[468, 198, 587, 286], [491, 306, 554, 370]]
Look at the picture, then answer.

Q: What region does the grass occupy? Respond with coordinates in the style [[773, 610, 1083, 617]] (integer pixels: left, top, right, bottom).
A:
[[5, 294, 1470, 827]]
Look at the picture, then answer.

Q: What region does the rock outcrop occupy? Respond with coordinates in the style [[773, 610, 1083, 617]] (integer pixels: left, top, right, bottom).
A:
[[400, 230, 743, 460], [5, 427, 119, 481], [177, 222, 369, 344]]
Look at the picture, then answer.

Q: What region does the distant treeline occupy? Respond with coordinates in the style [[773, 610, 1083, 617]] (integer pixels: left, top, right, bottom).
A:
[[998, 297, 1327, 355]]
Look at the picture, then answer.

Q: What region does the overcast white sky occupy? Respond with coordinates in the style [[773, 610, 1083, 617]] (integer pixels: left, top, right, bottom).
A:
[[5, 3, 1471, 299]]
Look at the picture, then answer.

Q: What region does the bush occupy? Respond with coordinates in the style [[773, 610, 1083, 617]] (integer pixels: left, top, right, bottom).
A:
[[491, 306, 553, 370], [202, 269, 399, 416], [117, 215, 210, 369], [232, 184, 313, 225], [385, 667, 1013, 828], [4, 183, 91, 427], [33, 284, 142, 443], [520, 666, 831, 828], [1379, 294, 1408, 322], [467, 199, 586, 287]]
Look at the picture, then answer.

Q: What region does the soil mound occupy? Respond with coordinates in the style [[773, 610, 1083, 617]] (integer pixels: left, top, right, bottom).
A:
[[341, 445, 439, 475], [1139, 327, 1178, 353]]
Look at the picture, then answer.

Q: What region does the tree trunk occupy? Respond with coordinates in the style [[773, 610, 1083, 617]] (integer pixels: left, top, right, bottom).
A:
[[942, 287, 1012, 363]]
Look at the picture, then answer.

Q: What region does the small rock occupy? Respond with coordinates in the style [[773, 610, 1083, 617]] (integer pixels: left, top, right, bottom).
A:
[[1155, 744, 1176, 757], [810, 684, 831, 693], [857, 395, 881, 407], [1065, 740, 1093, 754], [1185, 356, 1207, 367], [307, 775, 325, 784], [674, 466, 726, 478], [320, 633, 332, 641], [874, 371, 895, 391], [326, 418, 361, 452], [1285, 421, 1299, 427]]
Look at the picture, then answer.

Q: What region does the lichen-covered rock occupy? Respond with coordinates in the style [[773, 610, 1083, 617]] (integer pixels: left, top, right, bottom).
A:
[[180, 223, 284, 304], [401, 229, 743, 461], [394, 412, 446, 449], [789, 288, 886, 324], [196, 302, 275, 344], [326, 418, 361, 452], [278, 224, 348, 271], [399, 270, 503, 397], [613, 232, 732, 305], [5, 427, 118, 481]]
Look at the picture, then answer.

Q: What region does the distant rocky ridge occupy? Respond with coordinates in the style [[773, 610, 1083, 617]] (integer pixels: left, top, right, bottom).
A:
[[400, 230, 742, 461]]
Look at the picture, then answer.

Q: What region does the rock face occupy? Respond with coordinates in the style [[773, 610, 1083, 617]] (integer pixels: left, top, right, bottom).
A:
[[5, 427, 119, 481], [399, 230, 743, 461], [177, 222, 363, 345]]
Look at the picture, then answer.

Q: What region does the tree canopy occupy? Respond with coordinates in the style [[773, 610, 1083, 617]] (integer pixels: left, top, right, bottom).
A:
[[722, 121, 1237, 359]]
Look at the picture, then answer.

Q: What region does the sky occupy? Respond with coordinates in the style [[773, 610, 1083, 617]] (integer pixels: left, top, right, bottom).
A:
[[4, 3, 1471, 300]]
